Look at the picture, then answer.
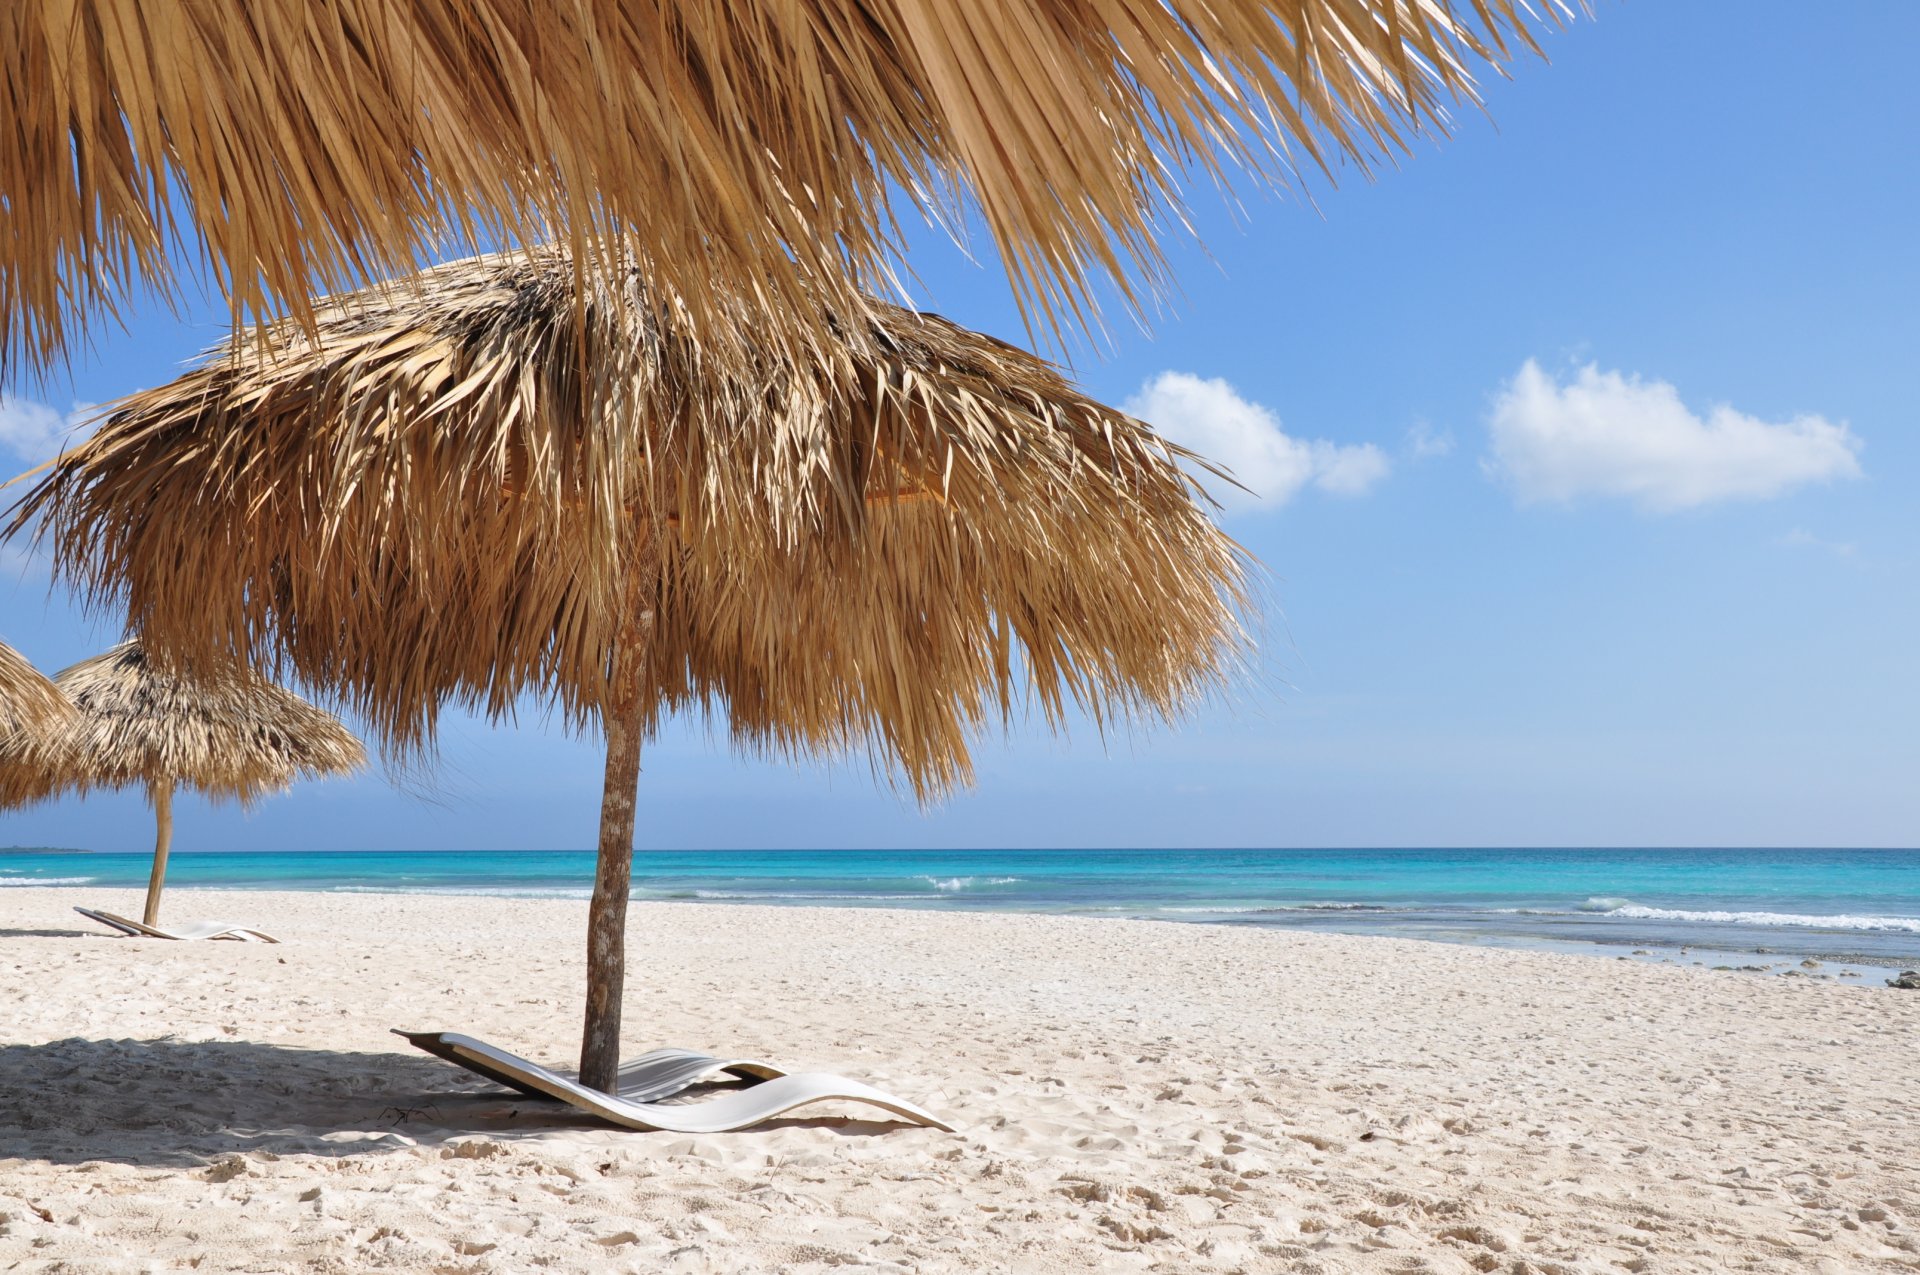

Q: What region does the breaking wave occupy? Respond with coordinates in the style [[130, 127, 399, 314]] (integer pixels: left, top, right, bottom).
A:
[[1574, 894, 1920, 937], [685, 889, 924, 902], [920, 876, 1021, 892], [1596, 902, 1920, 933], [1158, 902, 1402, 915], [331, 884, 591, 899]]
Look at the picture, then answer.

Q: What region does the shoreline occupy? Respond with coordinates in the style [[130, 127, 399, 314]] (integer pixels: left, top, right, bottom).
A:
[[4, 888, 1918, 1271], [7, 875, 1919, 977]]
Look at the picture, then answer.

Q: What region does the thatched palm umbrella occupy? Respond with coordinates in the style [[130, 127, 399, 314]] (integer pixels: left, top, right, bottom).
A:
[[0, 641, 367, 926], [1, 0, 1570, 376], [0, 639, 73, 738], [12, 246, 1247, 1088]]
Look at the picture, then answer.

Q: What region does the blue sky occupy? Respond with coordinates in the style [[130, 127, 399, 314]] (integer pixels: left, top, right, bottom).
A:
[[3, 2, 1916, 852]]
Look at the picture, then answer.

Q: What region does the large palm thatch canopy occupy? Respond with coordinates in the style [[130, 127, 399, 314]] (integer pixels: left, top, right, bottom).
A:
[[0, 639, 73, 739], [11, 244, 1247, 1085], [2, 0, 1572, 376], [0, 640, 366, 925], [19, 246, 1248, 793]]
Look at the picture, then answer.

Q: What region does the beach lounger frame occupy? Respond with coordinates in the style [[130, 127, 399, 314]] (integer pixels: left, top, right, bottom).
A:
[[395, 1030, 953, 1134], [396, 1030, 786, 1103], [75, 906, 279, 943]]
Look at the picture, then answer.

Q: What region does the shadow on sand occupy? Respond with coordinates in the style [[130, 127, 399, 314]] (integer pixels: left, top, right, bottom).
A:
[[0, 1037, 908, 1168]]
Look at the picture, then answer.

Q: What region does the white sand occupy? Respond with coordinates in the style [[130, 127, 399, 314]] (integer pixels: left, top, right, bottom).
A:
[[1, 888, 1916, 1273]]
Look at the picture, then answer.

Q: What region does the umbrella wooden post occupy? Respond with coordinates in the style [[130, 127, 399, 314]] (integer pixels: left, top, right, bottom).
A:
[[581, 598, 655, 1093], [144, 778, 174, 927]]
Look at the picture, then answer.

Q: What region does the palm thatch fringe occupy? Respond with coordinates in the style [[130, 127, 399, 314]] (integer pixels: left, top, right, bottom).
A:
[[2, 0, 1574, 376]]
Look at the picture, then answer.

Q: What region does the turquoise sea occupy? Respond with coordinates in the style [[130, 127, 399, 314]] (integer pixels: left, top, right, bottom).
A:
[[3, 847, 1917, 965]]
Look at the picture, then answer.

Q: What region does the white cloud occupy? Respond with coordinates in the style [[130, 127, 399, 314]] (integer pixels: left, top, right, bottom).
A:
[[1311, 440, 1390, 496], [1486, 360, 1862, 512], [0, 396, 93, 465], [0, 399, 92, 584], [1405, 420, 1455, 459], [1777, 528, 1857, 558], [1123, 372, 1388, 511]]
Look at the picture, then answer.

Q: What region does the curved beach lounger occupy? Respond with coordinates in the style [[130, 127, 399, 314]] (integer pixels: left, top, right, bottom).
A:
[[394, 1030, 785, 1103], [397, 1030, 955, 1134], [75, 907, 279, 943]]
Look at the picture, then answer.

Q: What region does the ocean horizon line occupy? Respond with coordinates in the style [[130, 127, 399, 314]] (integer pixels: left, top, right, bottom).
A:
[[7, 844, 1919, 855]]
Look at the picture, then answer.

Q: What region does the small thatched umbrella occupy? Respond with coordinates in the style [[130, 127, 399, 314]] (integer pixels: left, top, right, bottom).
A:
[[1, 0, 1570, 376], [0, 639, 73, 738], [0, 641, 367, 926], [12, 246, 1247, 1088]]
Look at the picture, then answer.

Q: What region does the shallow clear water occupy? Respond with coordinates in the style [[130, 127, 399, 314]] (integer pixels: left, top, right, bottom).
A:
[[4, 847, 1917, 965]]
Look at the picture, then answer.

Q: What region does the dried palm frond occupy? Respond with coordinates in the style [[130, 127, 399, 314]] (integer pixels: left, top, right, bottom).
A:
[[20, 246, 1249, 796], [0, 640, 366, 808], [2, 0, 1575, 376], [0, 639, 74, 738], [10, 243, 1248, 1085]]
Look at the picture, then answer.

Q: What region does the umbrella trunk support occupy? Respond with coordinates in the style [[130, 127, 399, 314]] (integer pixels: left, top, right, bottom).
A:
[[580, 602, 654, 1093], [144, 778, 174, 927]]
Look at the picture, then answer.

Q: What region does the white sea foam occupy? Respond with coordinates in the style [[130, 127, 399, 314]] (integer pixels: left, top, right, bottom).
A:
[[921, 876, 1021, 892], [329, 884, 591, 899], [0, 875, 95, 886], [1157, 902, 1396, 915], [1579, 896, 1635, 911], [688, 890, 926, 902], [333, 884, 939, 902], [1601, 904, 1920, 933]]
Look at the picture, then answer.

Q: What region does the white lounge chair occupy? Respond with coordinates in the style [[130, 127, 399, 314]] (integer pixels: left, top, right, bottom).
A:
[[395, 1029, 786, 1103], [396, 1030, 955, 1134], [74, 906, 279, 943]]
